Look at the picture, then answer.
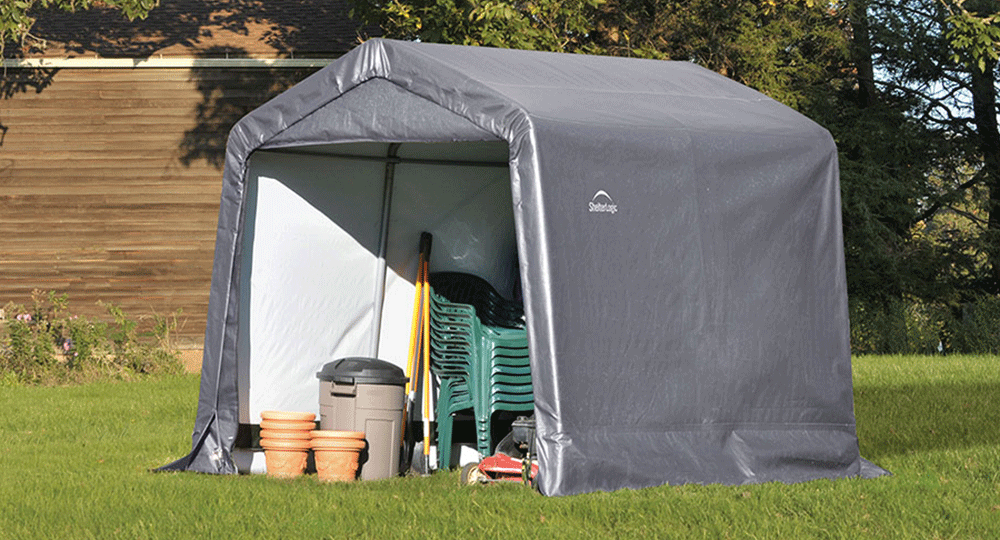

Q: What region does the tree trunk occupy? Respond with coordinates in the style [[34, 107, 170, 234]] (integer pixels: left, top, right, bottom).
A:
[[848, 0, 877, 108], [969, 57, 1000, 293]]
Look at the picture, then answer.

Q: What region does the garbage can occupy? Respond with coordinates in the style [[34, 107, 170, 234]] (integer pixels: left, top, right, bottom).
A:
[[317, 357, 408, 480]]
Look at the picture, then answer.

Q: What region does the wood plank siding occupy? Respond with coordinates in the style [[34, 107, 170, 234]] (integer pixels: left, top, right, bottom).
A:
[[1, 66, 317, 345]]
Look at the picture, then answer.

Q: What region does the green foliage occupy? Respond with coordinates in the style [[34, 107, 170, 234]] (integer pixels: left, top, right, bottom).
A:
[[849, 294, 1000, 355], [1, 291, 73, 382], [850, 296, 949, 355], [0, 0, 158, 56], [816, 97, 950, 302], [352, 0, 603, 51], [943, 0, 1000, 71], [950, 293, 1000, 353], [590, 0, 848, 108], [866, 0, 1000, 296], [99, 300, 184, 376], [0, 290, 182, 385]]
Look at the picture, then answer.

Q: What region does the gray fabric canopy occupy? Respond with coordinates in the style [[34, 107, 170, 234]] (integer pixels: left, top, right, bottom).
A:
[[162, 38, 884, 495]]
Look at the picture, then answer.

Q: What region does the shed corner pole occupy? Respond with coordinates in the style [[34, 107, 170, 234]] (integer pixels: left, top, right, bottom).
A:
[[369, 143, 402, 357]]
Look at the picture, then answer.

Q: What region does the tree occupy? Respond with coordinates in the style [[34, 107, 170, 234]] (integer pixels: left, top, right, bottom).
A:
[[944, 0, 1000, 294], [812, 1, 960, 306], [349, 0, 602, 51], [0, 0, 158, 57], [863, 0, 1000, 296], [590, 0, 847, 107]]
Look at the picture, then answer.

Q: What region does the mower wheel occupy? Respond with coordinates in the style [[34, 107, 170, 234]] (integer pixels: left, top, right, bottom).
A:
[[460, 462, 487, 486]]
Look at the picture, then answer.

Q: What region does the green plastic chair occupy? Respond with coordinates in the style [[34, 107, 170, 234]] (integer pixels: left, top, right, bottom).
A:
[[429, 272, 524, 329], [427, 282, 534, 469]]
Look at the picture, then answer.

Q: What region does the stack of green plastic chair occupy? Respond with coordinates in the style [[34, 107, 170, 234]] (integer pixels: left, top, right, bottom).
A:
[[427, 273, 533, 470], [430, 272, 524, 329], [427, 291, 478, 470], [470, 326, 532, 455]]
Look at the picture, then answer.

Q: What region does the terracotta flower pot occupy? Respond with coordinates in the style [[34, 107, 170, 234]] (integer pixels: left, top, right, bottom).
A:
[[259, 429, 312, 440], [310, 437, 366, 450], [260, 435, 312, 478], [259, 419, 316, 431], [310, 430, 365, 440], [260, 438, 311, 478], [261, 449, 308, 478], [260, 437, 312, 450], [260, 410, 316, 422], [312, 437, 366, 482]]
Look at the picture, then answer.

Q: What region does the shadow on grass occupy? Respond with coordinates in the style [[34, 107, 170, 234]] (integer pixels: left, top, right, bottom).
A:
[[853, 381, 1000, 460]]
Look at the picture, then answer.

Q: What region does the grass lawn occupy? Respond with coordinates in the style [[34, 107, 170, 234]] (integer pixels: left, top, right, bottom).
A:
[[0, 355, 998, 539]]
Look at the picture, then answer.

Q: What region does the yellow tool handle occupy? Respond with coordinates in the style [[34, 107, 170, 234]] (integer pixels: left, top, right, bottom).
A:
[[403, 254, 425, 398], [421, 256, 432, 457]]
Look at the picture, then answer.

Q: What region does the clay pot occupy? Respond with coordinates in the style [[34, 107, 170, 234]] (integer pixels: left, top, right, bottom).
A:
[[259, 419, 316, 431], [259, 429, 312, 440], [310, 430, 364, 440], [311, 435, 366, 482], [260, 410, 316, 422], [310, 437, 367, 449], [260, 438, 311, 478], [260, 437, 312, 451], [258, 414, 315, 479]]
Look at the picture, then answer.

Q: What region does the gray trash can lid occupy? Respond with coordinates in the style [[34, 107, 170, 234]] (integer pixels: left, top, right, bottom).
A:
[[317, 357, 408, 386]]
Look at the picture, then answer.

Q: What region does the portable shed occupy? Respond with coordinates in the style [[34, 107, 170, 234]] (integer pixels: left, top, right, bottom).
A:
[[163, 38, 883, 495]]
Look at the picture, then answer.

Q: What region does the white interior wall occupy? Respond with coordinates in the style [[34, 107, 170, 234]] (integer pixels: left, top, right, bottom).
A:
[[237, 141, 514, 424], [378, 141, 516, 369], [238, 150, 387, 423]]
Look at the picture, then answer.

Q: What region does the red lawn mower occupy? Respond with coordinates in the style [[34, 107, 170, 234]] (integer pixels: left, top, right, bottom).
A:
[[460, 416, 538, 487]]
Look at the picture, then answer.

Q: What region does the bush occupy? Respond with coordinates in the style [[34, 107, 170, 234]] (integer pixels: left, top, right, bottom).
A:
[[0, 290, 183, 385], [950, 294, 1000, 354], [849, 294, 1000, 355], [849, 297, 944, 355]]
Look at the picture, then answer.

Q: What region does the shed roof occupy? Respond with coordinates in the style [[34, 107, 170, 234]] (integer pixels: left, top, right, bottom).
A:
[[246, 39, 824, 146]]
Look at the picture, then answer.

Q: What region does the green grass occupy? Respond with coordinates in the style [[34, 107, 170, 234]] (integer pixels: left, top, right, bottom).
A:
[[1, 355, 998, 539]]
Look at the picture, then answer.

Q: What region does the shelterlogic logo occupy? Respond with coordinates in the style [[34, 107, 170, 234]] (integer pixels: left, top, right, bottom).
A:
[[588, 190, 618, 214]]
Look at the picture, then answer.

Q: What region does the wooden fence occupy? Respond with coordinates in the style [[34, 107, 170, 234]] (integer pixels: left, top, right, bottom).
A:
[[1, 66, 314, 345]]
